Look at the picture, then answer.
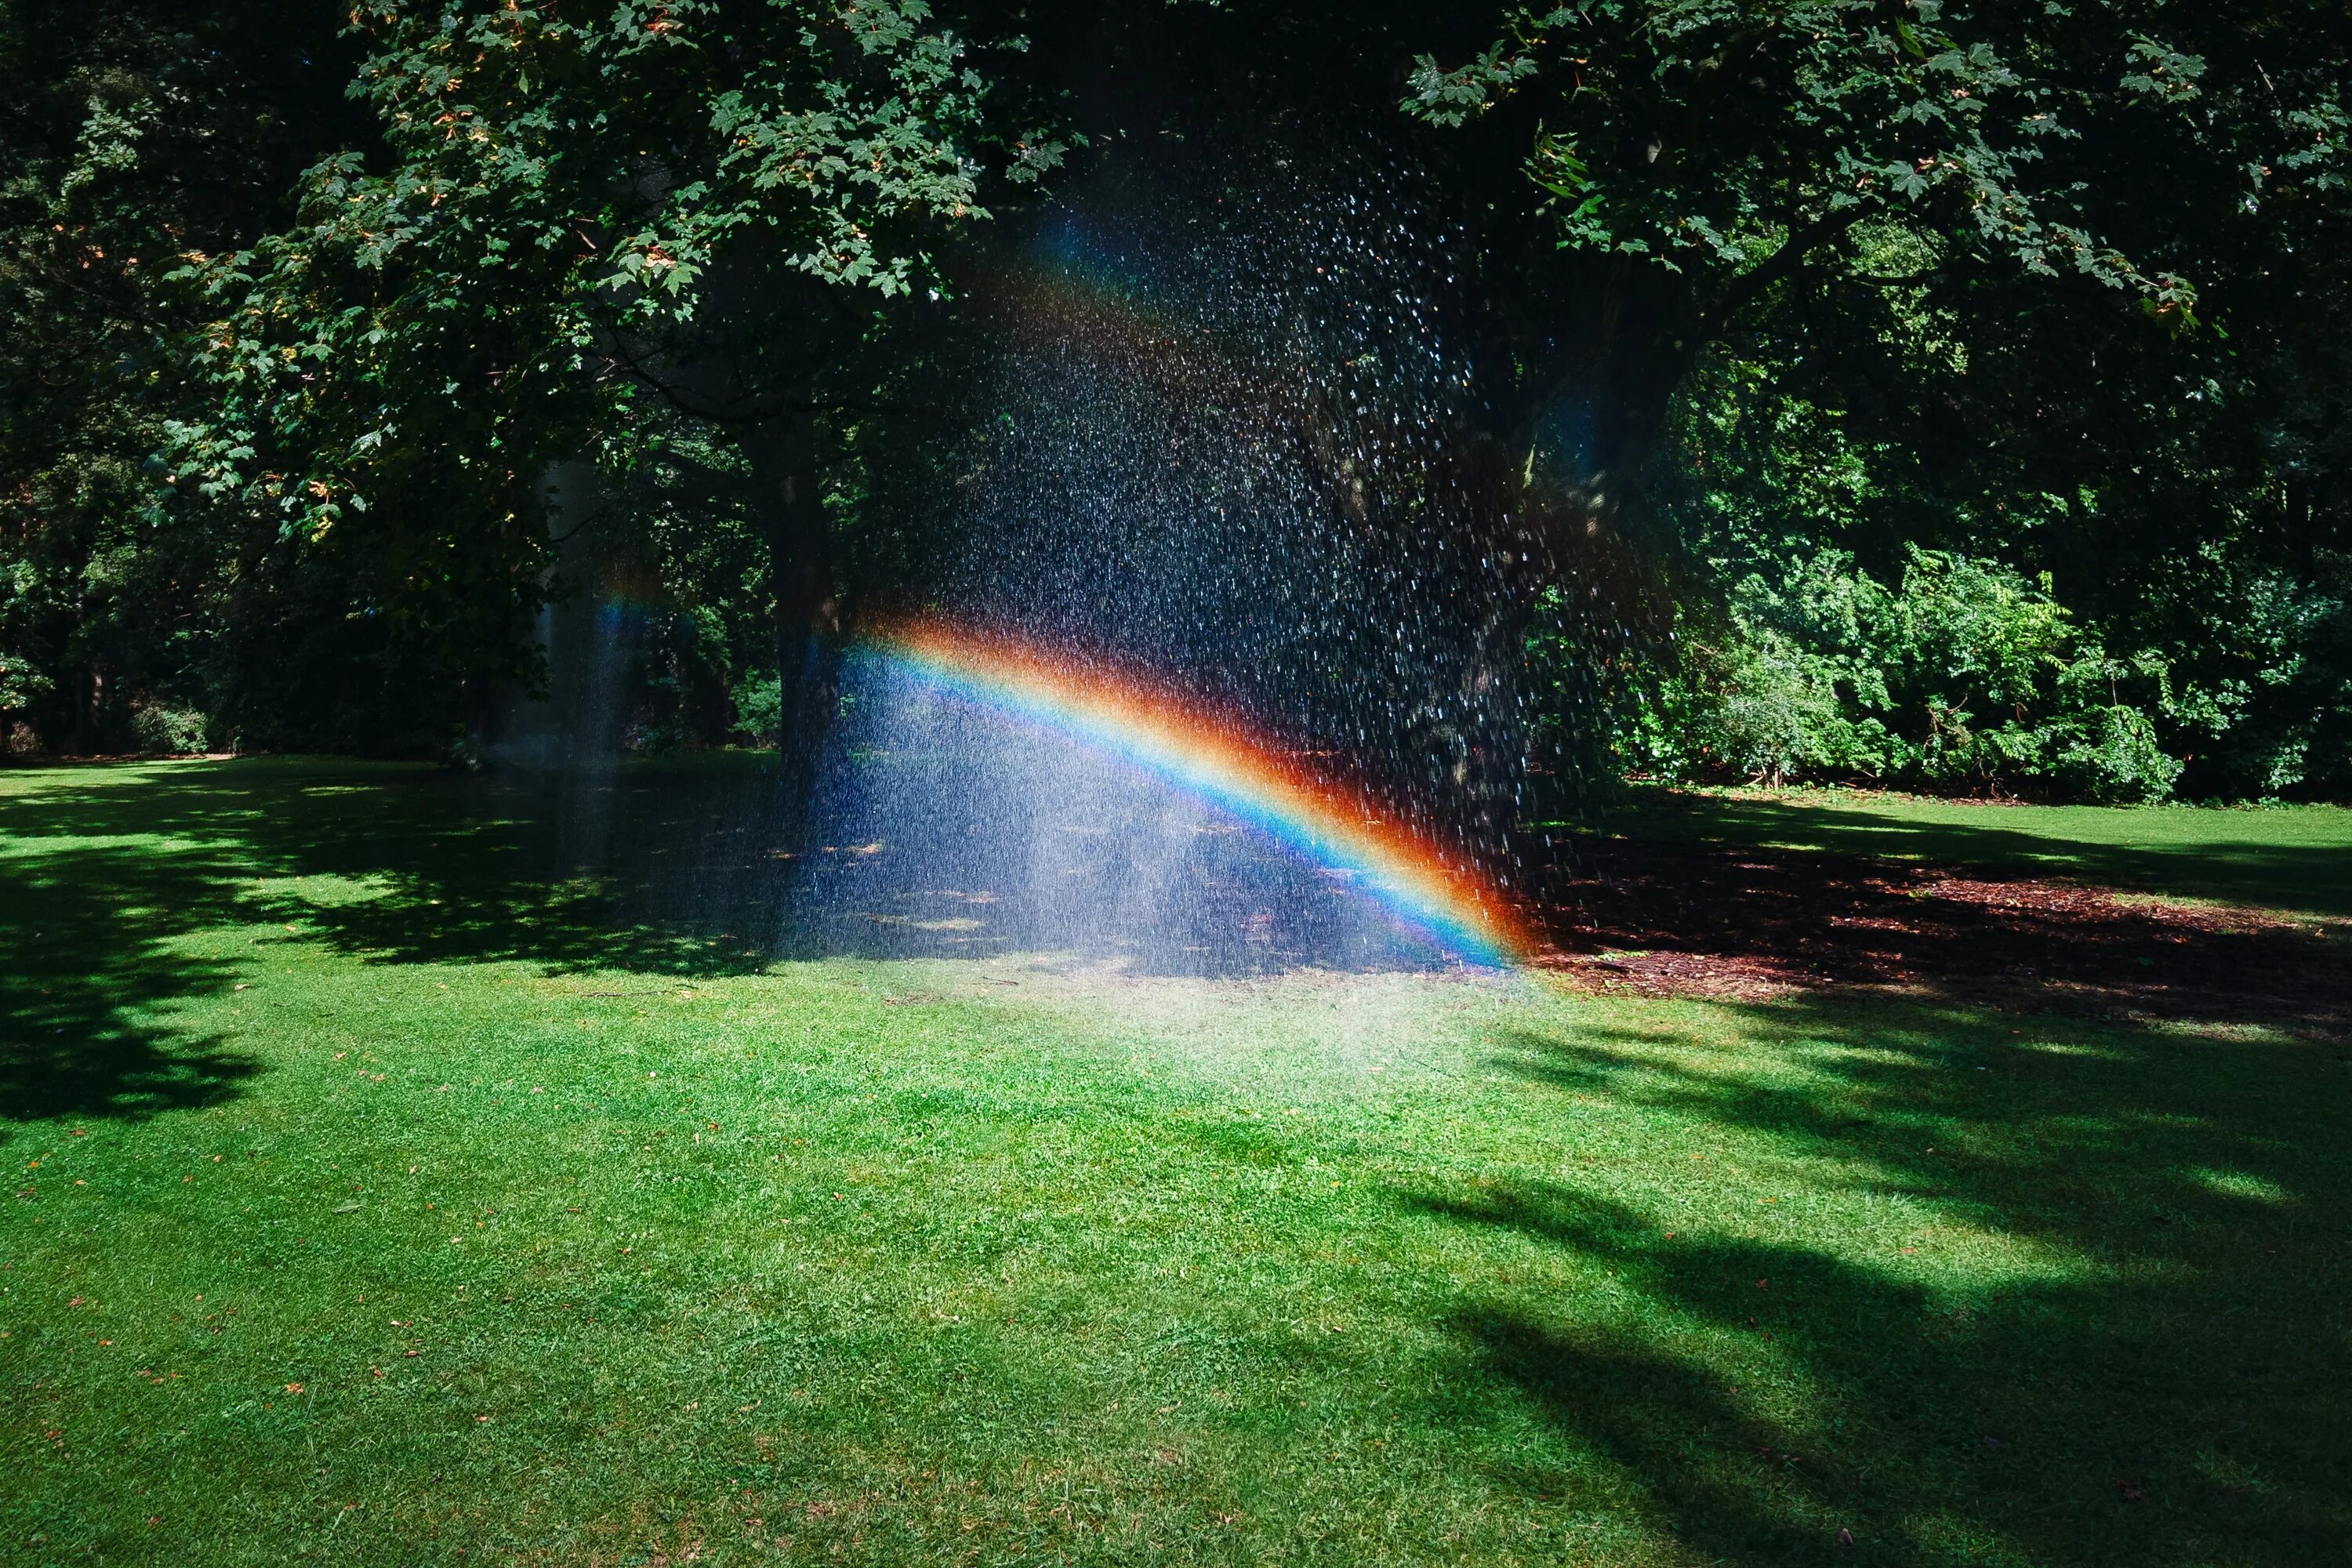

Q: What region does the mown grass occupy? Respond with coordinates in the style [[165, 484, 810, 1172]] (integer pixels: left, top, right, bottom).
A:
[[1597, 782, 2352, 921], [3, 760, 2347, 1566]]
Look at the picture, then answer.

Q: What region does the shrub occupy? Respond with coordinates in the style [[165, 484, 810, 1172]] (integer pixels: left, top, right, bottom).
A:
[[1592, 546, 2186, 801], [1666, 634, 1857, 786], [130, 702, 209, 755], [2042, 702, 2183, 804], [730, 672, 783, 747]]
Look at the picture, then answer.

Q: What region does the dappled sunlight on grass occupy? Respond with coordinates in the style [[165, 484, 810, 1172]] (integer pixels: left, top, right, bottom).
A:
[[2, 760, 2346, 1564], [1421, 978, 2350, 1565], [1602, 784, 2352, 920]]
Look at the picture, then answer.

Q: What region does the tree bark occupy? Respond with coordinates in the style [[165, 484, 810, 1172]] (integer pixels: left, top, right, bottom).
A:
[[745, 402, 838, 821], [70, 663, 106, 756]]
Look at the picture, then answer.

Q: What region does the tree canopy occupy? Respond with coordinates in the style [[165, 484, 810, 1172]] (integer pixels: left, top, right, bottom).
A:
[[2, 0, 2346, 800]]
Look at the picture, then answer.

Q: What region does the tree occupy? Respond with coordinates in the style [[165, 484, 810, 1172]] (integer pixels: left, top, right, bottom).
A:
[[1412, 0, 2352, 797], [0, 0, 358, 752], [165, 0, 1066, 756], [1405, 3, 2331, 516]]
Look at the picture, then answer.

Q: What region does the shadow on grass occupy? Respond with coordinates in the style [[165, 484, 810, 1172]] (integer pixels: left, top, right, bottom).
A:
[[0, 754, 1452, 1127], [1595, 787, 2352, 920], [1415, 993, 2352, 1566], [1537, 796, 2352, 1043], [0, 758, 804, 1131], [1, 837, 260, 1127]]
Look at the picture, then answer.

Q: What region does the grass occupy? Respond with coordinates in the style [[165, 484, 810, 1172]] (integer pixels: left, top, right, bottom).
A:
[[3, 760, 2348, 1566], [1594, 782, 2352, 921]]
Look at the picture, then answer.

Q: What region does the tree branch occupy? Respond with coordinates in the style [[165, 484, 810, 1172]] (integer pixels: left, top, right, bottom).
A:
[[592, 328, 862, 425], [1697, 204, 1869, 343]]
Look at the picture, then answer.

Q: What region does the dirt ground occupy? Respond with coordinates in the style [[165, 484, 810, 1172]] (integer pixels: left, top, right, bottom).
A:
[[1530, 830, 2352, 1041]]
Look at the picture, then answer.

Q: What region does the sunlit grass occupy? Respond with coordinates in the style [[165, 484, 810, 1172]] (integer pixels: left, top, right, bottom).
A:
[[1597, 782, 2352, 921], [2, 760, 2346, 1565]]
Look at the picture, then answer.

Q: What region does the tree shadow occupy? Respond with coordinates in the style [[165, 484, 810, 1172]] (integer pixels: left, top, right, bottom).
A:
[[0, 758, 806, 1133], [0, 754, 1472, 1131], [1, 836, 260, 1130], [1532, 803, 2352, 1041], [771, 826, 1470, 977], [1587, 787, 2352, 920], [774, 699, 1479, 978], [1407, 995, 2352, 1564], [2, 755, 816, 961]]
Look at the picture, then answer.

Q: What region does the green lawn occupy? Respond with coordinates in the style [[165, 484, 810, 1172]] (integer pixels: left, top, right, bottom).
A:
[[3, 760, 2347, 1566], [1595, 782, 2352, 922]]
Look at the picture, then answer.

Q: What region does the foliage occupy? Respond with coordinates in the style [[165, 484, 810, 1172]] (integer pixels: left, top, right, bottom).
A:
[[158, 0, 1052, 723], [729, 670, 786, 746], [1588, 546, 2183, 802], [2, 1, 2347, 807], [2140, 557, 2352, 800], [0, 2, 358, 753], [1408, 0, 2199, 305], [1425, 0, 2352, 800], [0, 0, 1062, 757], [128, 701, 209, 756], [1592, 263, 2352, 801]]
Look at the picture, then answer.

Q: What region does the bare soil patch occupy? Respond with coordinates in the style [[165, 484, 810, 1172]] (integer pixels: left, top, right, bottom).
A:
[[1529, 833, 2352, 1038]]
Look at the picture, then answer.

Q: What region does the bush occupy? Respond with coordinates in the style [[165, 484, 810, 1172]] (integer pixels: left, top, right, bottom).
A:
[[2172, 560, 2352, 800], [730, 672, 783, 747], [130, 702, 209, 755], [1595, 546, 2186, 802], [1657, 633, 1861, 786], [2043, 702, 2183, 804]]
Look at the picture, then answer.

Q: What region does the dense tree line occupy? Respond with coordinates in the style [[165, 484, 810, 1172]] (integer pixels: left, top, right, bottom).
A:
[[2, 1, 2346, 802]]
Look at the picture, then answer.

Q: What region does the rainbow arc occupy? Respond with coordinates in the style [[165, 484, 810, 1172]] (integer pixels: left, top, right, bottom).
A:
[[862, 619, 1529, 966]]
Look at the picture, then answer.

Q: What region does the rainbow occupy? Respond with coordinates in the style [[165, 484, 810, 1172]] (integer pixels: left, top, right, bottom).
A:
[[860, 619, 1531, 966]]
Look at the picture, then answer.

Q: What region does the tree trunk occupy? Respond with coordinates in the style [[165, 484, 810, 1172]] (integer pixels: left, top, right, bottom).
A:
[[745, 404, 838, 824], [1473, 265, 1701, 843], [70, 663, 106, 756]]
